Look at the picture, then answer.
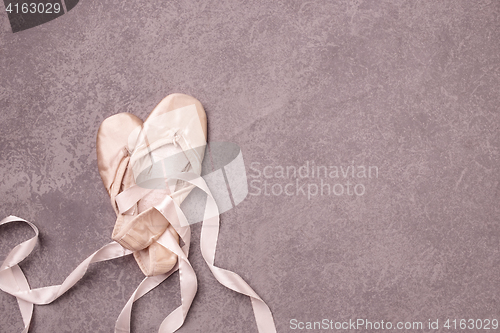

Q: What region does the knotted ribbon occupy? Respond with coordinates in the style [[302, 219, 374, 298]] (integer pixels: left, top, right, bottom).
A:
[[0, 168, 276, 332], [1, 94, 276, 332]]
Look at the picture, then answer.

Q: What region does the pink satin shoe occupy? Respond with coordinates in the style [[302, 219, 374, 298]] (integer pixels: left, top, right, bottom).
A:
[[96, 93, 207, 276]]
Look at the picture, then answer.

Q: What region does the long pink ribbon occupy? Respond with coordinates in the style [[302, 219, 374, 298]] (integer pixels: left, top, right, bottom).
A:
[[117, 171, 277, 333], [0, 171, 276, 332], [0, 216, 133, 331]]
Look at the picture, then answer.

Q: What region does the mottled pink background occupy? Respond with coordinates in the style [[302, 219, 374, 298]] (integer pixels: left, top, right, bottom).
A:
[[1, 1, 499, 332]]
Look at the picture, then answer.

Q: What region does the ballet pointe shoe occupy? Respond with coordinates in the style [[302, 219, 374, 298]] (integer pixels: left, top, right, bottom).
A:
[[96, 94, 207, 276]]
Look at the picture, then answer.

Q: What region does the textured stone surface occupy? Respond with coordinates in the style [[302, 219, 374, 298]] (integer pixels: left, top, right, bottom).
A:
[[1, 0, 499, 332]]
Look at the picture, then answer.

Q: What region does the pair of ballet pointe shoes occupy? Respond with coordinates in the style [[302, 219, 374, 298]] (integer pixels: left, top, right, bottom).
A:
[[96, 93, 207, 276]]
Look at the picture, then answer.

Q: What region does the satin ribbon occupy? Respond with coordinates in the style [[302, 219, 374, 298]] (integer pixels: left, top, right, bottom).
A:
[[0, 216, 133, 332], [114, 171, 276, 333], [2, 98, 275, 331], [159, 172, 276, 333], [2, 117, 275, 332], [0, 171, 276, 332]]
